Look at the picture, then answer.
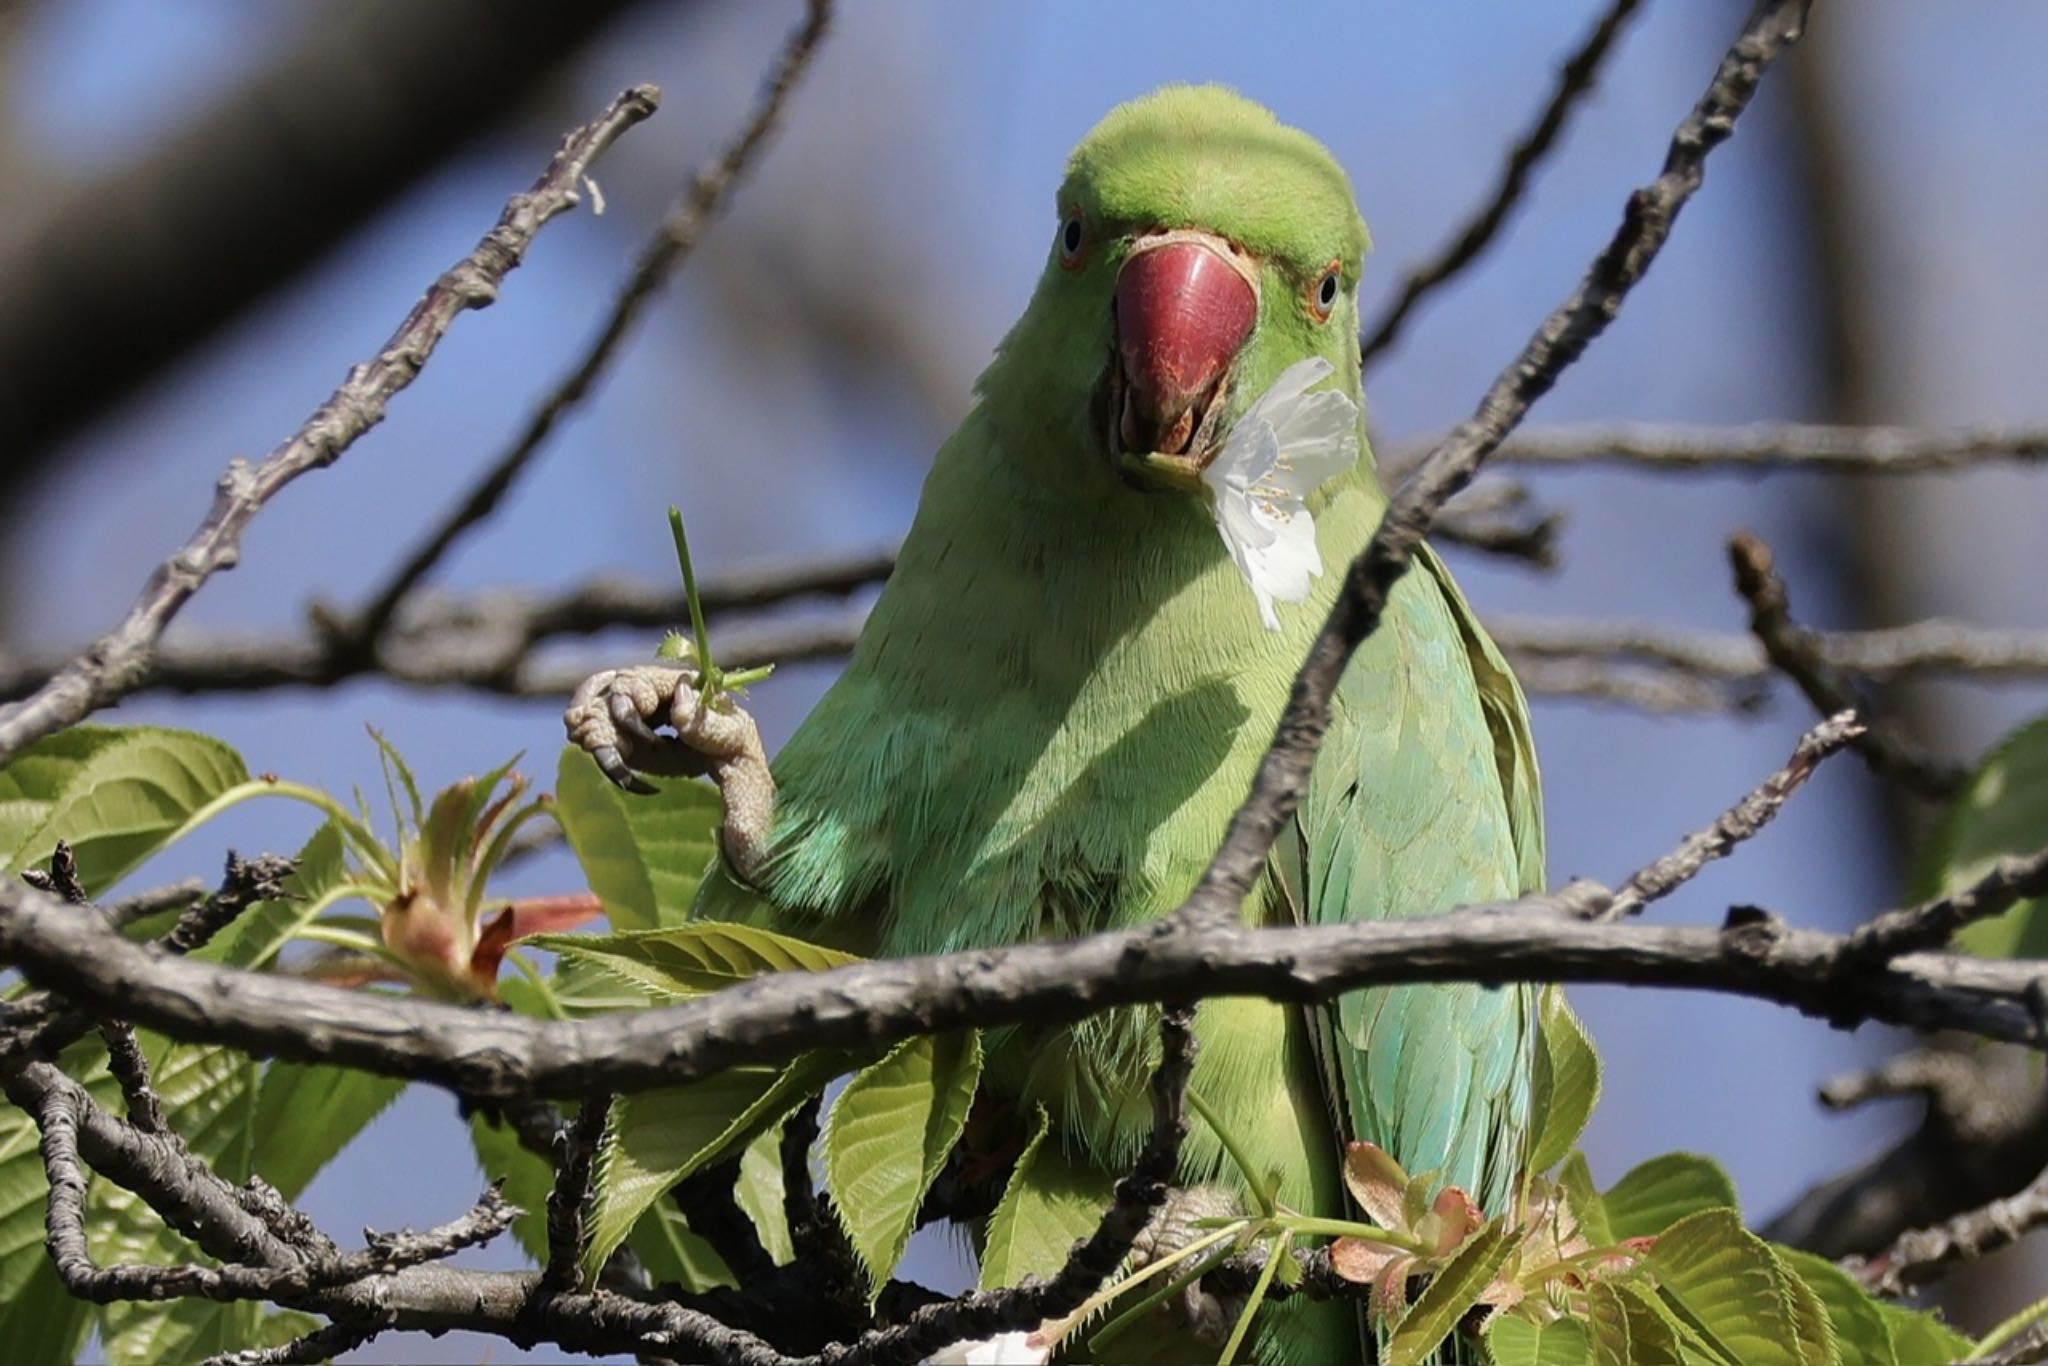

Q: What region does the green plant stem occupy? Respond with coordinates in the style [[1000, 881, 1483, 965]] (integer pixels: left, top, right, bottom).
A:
[[1218, 1231, 1290, 1365], [1088, 1238, 1246, 1354], [163, 777, 396, 883], [1268, 1214, 1430, 1255], [1971, 1293, 2048, 1360], [503, 949, 571, 1020], [668, 506, 718, 696], [1187, 1088, 1277, 1218], [290, 924, 394, 956], [1042, 1221, 1248, 1348]]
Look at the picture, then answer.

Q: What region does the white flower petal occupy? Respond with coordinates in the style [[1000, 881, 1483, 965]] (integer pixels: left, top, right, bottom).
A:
[[1250, 355, 1335, 413], [921, 1330, 1050, 1365], [1202, 356, 1359, 631], [1268, 391, 1360, 479], [1205, 415, 1281, 497]]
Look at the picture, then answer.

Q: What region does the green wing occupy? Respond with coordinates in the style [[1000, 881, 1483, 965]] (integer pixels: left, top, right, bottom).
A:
[[1293, 543, 1543, 1214]]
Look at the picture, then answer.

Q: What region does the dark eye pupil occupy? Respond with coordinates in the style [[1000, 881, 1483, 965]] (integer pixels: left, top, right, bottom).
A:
[[1063, 219, 1082, 253], [1319, 274, 1338, 305]]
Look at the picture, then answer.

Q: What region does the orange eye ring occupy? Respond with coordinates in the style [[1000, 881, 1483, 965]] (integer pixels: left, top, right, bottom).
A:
[[1307, 258, 1344, 322], [1057, 209, 1087, 271]]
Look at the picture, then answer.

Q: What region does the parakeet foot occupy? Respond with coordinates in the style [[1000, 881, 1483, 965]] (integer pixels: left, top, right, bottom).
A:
[[1128, 1184, 1246, 1344], [564, 653, 776, 882]]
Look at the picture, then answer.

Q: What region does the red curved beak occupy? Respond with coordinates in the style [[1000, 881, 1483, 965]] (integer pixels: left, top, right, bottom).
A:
[[1114, 234, 1258, 458]]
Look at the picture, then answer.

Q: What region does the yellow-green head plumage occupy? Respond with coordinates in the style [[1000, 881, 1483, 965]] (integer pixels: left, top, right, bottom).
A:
[[704, 85, 1543, 1364]]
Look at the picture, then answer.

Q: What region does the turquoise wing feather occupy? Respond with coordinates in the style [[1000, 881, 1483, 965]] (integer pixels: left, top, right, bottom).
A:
[[1298, 542, 1543, 1216]]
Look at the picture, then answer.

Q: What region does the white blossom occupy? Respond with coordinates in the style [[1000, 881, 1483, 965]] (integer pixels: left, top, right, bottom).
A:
[[1201, 355, 1360, 630], [920, 1329, 1051, 1365]]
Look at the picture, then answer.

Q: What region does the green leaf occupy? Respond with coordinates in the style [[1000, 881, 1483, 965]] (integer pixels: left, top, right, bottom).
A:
[[1486, 1313, 1594, 1366], [1774, 1248, 1892, 1366], [2, 724, 248, 894], [1584, 1280, 1690, 1365], [0, 1053, 121, 1327], [250, 1063, 406, 1201], [1913, 714, 2048, 959], [735, 1124, 793, 1266], [1384, 1221, 1515, 1366], [469, 1105, 558, 1264], [979, 1106, 1117, 1290], [1603, 1153, 1739, 1240], [630, 1201, 735, 1289], [1528, 987, 1602, 1174], [0, 1255, 95, 1365], [824, 1032, 983, 1299], [529, 921, 859, 1001], [0, 724, 131, 859], [1875, 1299, 1971, 1363], [625, 1124, 790, 1290], [1776, 1245, 1836, 1366], [585, 1050, 848, 1283], [100, 1299, 269, 1366], [1647, 1208, 1825, 1366], [1557, 1151, 1613, 1248], [553, 746, 723, 930]]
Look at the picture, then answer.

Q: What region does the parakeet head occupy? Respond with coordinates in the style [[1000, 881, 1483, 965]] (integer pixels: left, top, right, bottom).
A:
[[984, 85, 1370, 503]]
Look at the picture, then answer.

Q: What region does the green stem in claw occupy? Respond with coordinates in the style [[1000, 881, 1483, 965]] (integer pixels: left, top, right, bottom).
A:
[[1088, 1237, 1246, 1355], [668, 505, 720, 702], [1187, 1088, 1277, 1219], [1217, 1230, 1290, 1366]]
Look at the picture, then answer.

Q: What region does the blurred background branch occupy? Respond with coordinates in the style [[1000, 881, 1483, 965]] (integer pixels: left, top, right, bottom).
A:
[[0, 0, 654, 481]]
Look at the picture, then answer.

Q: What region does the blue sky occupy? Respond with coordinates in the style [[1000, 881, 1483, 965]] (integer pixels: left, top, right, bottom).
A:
[[9, 1, 2048, 1358]]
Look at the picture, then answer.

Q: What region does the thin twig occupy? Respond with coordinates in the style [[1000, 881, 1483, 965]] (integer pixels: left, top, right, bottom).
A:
[[201, 1314, 393, 1366], [22, 841, 88, 903], [1840, 846, 2048, 967], [160, 852, 299, 957], [0, 86, 661, 771], [2, 851, 296, 1062], [97, 1020, 168, 1133], [1474, 419, 2048, 472], [541, 1095, 612, 1295], [104, 879, 209, 931], [344, 0, 834, 649], [1361, 0, 1647, 361], [1853, 1163, 2048, 1296], [1595, 711, 1864, 920], [35, 1077, 517, 1305], [1728, 530, 1966, 798]]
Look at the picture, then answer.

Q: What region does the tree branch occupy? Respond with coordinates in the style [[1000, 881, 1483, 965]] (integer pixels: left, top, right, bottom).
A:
[[6, 827, 2042, 1105], [340, 0, 835, 653], [1728, 530, 1966, 797], [0, 84, 662, 770], [1361, 0, 1647, 361], [1853, 1161, 2048, 1297], [0, 0, 648, 469], [1470, 420, 2048, 472], [1596, 711, 1863, 920]]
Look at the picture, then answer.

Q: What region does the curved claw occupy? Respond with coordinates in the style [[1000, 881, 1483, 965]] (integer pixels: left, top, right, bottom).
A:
[[592, 744, 659, 795], [606, 689, 666, 749]]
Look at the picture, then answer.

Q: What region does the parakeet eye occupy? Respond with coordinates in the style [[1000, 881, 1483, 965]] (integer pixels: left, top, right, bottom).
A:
[[1058, 211, 1086, 269], [1308, 260, 1343, 322]]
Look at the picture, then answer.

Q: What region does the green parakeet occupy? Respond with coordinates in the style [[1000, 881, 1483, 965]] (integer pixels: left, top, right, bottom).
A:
[[670, 85, 1543, 1363]]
